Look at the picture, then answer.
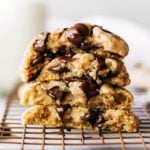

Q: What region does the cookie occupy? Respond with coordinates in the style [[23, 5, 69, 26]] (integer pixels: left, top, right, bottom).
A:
[[19, 82, 133, 110], [22, 105, 139, 132], [20, 23, 129, 82], [19, 23, 139, 132]]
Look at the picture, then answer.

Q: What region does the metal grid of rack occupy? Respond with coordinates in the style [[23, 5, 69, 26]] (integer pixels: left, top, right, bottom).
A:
[[0, 93, 150, 150]]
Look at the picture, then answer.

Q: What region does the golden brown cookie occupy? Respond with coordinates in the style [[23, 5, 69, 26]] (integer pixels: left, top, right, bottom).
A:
[[22, 105, 139, 132], [20, 23, 129, 82], [19, 82, 133, 110]]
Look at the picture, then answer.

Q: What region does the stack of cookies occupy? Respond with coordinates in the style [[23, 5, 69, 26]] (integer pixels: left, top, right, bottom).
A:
[[19, 23, 139, 132]]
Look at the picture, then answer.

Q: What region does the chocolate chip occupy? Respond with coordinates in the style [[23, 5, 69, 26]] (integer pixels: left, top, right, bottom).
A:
[[48, 63, 69, 73], [74, 23, 89, 36], [82, 109, 99, 125], [31, 55, 44, 66], [33, 32, 49, 52], [101, 71, 118, 80], [56, 104, 71, 122], [80, 76, 99, 100], [66, 23, 89, 47], [82, 109, 104, 127], [57, 46, 75, 62], [95, 55, 105, 69], [59, 55, 72, 63], [96, 114, 103, 125], [66, 28, 84, 47], [28, 69, 41, 81], [43, 50, 54, 59], [48, 86, 66, 101]]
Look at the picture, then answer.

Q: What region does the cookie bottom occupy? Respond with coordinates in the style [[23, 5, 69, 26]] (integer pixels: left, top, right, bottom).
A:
[[22, 105, 139, 132]]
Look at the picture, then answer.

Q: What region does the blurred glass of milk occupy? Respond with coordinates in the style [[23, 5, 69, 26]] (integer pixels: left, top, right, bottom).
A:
[[0, 0, 46, 92]]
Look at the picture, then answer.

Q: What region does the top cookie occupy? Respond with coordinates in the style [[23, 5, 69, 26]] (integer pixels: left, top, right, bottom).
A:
[[20, 23, 129, 82]]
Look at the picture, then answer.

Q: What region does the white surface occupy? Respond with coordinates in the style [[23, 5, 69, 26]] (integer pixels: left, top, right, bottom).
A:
[[46, 0, 150, 29], [0, 0, 46, 90]]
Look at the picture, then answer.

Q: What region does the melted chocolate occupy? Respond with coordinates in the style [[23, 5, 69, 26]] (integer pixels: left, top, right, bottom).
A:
[[57, 46, 75, 62], [82, 108, 104, 128], [58, 46, 74, 55], [96, 55, 105, 69], [48, 63, 69, 73], [48, 86, 67, 101], [31, 55, 44, 66], [29, 69, 41, 81], [43, 50, 54, 60], [33, 32, 49, 53], [48, 47, 74, 73], [56, 104, 71, 123], [66, 23, 89, 47], [80, 43, 99, 51], [80, 75, 99, 100], [59, 49, 75, 63], [59, 55, 73, 63], [102, 71, 118, 80]]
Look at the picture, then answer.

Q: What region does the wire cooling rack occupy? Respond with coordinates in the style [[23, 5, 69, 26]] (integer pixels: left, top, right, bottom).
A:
[[0, 90, 150, 150]]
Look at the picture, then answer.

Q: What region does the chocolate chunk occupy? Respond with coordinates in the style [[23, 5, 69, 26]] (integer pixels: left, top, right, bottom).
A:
[[48, 86, 67, 101], [59, 55, 72, 63], [57, 45, 74, 57], [29, 69, 41, 81], [80, 76, 99, 100], [48, 63, 69, 73], [83, 109, 99, 125], [101, 71, 118, 80], [57, 46, 75, 62], [31, 55, 44, 66], [66, 28, 84, 47], [59, 49, 74, 62], [74, 23, 89, 36], [96, 113, 104, 127], [95, 55, 105, 68], [80, 43, 99, 51], [56, 104, 71, 122], [66, 23, 89, 47], [82, 109, 104, 127], [43, 50, 54, 59], [31, 49, 54, 67], [33, 32, 49, 52]]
